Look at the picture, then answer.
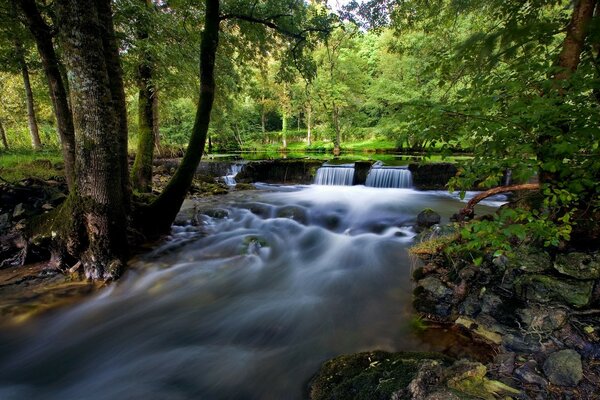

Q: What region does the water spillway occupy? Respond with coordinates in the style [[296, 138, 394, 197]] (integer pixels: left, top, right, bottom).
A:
[[313, 164, 355, 186], [365, 167, 413, 189], [222, 163, 245, 186]]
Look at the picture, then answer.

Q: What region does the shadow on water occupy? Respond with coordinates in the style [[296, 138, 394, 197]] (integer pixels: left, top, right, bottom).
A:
[[0, 185, 501, 400]]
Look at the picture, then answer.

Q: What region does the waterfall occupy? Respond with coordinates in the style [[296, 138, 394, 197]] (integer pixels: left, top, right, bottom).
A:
[[223, 163, 244, 186], [314, 165, 355, 186], [365, 167, 412, 188]]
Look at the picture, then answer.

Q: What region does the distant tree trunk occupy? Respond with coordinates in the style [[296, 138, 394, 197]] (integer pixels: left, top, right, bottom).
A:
[[281, 110, 288, 149], [297, 111, 301, 132], [144, 0, 220, 234], [15, 41, 42, 150], [306, 103, 311, 146], [131, 0, 156, 193], [0, 119, 8, 150], [332, 105, 341, 155], [260, 96, 266, 133], [57, 0, 129, 280], [17, 0, 76, 190], [153, 92, 160, 152]]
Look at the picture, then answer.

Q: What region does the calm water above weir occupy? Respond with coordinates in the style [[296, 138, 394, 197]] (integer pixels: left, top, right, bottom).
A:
[[0, 185, 501, 400]]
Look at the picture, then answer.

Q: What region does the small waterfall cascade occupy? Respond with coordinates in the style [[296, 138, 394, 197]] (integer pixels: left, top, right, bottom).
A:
[[223, 163, 244, 186], [314, 164, 355, 186], [365, 166, 413, 188]]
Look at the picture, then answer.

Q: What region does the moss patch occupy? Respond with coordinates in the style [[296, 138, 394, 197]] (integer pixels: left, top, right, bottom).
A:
[[309, 351, 452, 400]]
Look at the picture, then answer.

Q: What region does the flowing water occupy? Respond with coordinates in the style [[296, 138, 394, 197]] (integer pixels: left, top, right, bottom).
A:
[[0, 185, 502, 400], [313, 165, 355, 186], [365, 167, 413, 189]]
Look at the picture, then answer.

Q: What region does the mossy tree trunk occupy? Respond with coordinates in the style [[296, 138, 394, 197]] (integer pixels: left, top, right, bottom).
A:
[[0, 118, 8, 149], [57, 0, 129, 280], [15, 40, 42, 150], [131, 0, 156, 193], [306, 102, 311, 146], [143, 0, 220, 234], [17, 0, 76, 190]]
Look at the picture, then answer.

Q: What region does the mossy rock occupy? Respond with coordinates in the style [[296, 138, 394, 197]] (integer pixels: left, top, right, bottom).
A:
[[510, 247, 552, 273], [554, 252, 600, 280], [514, 274, 594, 308], [308, 351, 451, 400]]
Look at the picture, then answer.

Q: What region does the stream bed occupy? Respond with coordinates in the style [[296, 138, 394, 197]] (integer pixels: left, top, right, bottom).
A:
[[0, 185, 501, 400]]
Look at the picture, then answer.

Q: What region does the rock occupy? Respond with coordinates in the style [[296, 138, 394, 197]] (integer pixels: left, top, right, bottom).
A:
[[514, 360, 548, 387], [416, 209, 441, 232], [12, 203, 25, 218], [352, 161, 372, 185], [455, 316, 503, 345], [554, 252, 600, 280], [458, 293, 481, 317], [202, 208, 229, 219], [408, 163, 458, 190], [402, 359, 444, 399], [512, 247, 552, 273], [445, 360, 520, 399], [480, 293, 503, 315], [0, 213, 9, 230], [502, 333, 542, 354], [542, 349, 583, 387], [275, 205, 308, 224], [517, 305, 568, 333], [496, 352, 515, 376], [414, 276, 454, 317], [173, 199, 196, 225], [514, 274, 594, 308], [308, 351, 451, 400]]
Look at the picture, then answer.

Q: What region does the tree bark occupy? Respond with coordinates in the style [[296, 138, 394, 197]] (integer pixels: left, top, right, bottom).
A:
[[332, 105, 341, 155], [153, 91, 160, 152], [0, 118, 8, 150], [96, 0, 131, 206], [281, 109, 288, 149], [306, 103, 311, 146], [57, 0, 129, 280], [131, 0, 156, 193], [15, 40, 42, 150], [145, 0, 220, 234], [17, 0, 76, 190], [555, 0, 596, 82]]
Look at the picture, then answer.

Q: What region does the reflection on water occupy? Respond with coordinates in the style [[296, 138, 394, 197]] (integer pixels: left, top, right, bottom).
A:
[[0, 186, 499, 400]]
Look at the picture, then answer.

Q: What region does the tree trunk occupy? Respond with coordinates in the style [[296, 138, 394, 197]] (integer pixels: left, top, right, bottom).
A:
[[261, 105, 266, 134], [281, 110, 288, 149], [17, 0, 76, 190], [555, 0, 596, 82], [332, 105, 341, 155], [131, 0, 156, 193], [153, 91, 160, 152], [306, 103, 311, 146], [144, 0, 220, 234], [97, 0, 131, 206], [57, 0, 129, 280], [538, 0, 596, 185], [0, 119, 8, 150], [16, 41, 42, 150]]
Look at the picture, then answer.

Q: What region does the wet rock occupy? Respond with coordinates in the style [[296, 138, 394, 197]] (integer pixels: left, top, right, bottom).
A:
[[415, 209, 441, 233], [308, 351, 451, 400], [554, 252, 600, 280], [458, 293, 481, 317], [13, 203, 25, 218], [514, 274, 594, 308], [233, 183, 254, 191], [496, 352, 515, 375], [542, 349, 583, 387], [514, 360, 548, 387], [0, 213, 9, 230], [414, 276, 454, 317], [408, 163, 458, 190], [455, 316, 503, 345], [502, 333, 542, 353], [512, 247, 552, 273], [240, 202, 272, 218], [202, 208, 229, 219], [445, 360, 520, 399], [275, 205, 308, 224], [480, 293, 503, 315], [396, 359, 444, 399], [173, 199, 196, 225], [517, 305, 568, 333], [352, 161, 372, 185]]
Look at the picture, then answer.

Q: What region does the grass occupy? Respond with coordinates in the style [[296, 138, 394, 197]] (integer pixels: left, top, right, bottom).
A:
[[409, 233, 459, 257], [0, 148, 64, 182]]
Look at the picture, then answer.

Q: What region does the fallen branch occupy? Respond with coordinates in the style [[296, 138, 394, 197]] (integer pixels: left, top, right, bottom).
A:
[[457, 183, 540, 221]]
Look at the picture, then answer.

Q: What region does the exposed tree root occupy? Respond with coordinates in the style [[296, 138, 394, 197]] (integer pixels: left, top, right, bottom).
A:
[[457, 183, 540, 221]]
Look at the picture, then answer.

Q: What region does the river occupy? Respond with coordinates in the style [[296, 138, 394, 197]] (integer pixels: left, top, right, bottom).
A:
[[0, 184, 501, 400]]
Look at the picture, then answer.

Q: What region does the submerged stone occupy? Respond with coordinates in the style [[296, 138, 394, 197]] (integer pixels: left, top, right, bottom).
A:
[[514, 274, 594, 308], [543, 349, 583, 387], [554, 252, 600, 280]]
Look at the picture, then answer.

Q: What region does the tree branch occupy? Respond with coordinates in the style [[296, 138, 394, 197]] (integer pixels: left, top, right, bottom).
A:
[[457, 183, 540, 220]]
